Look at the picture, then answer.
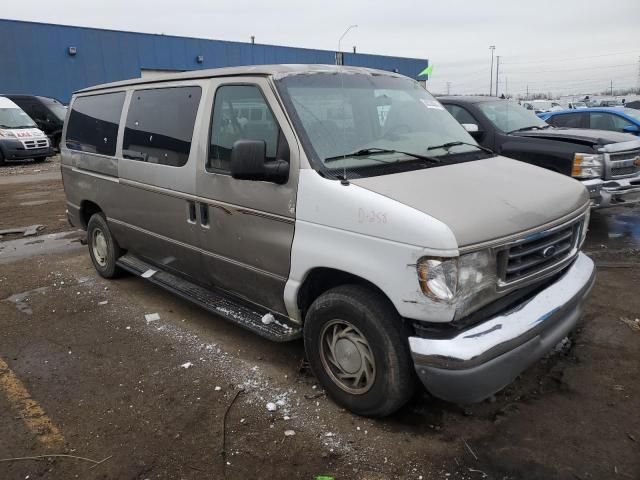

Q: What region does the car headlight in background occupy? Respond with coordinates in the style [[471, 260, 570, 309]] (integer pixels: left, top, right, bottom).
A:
[[416, 250, 497, 315], [572, 153, 603, 179], [0, 129, 17, 138]]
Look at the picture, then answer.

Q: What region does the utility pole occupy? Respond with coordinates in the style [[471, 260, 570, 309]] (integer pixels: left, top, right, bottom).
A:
[[446, 82, 451, 95], [505, 77, 508, 98], [489, 46, 496, 96], [495, 56, 500, 97], [526, 84, 529, 100], [610, 79, 613, 96]]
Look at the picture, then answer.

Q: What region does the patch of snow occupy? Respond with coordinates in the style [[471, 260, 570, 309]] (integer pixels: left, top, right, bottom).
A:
[[266, 402, 277, 412], [181, 362, 193, 369], [284, 430, 295, 436], [261, 313, 275, 325]]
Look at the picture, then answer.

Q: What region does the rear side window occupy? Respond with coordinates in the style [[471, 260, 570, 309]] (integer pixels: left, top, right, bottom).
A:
[[547, 112, 584, 128], [123, 86, 201, 167], [208, 85, 280, 172], [444, 104, 478, 125], [66, 92, 125, 156]]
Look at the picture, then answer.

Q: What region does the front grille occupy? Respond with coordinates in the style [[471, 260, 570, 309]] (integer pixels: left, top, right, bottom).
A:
[[22, 139, 48, 149], [497, 219, 582, 284], [609, 149, 640, 179]]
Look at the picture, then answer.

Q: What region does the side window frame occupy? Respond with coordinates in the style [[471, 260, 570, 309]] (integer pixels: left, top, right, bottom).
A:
[[205, 82, 286, 176], [122, 85, 202, 168], [64, 90, 126, 157]]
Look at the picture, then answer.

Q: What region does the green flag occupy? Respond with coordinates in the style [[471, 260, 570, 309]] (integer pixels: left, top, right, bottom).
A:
[[418, 64, 433, 77]]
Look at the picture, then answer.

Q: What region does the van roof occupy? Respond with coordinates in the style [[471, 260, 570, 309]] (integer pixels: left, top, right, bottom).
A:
[[0, 96, 21, 109], [75, 64, 404, 95]]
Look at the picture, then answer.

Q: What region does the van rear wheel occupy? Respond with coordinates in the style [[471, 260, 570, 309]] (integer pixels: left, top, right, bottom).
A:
[[87, 213, 123, 278], [303, 284, 415, 417]]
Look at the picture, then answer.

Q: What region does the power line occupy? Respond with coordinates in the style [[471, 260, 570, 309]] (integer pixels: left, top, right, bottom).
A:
[[501, 62, 636, 75], [499, 50, 640, 65]]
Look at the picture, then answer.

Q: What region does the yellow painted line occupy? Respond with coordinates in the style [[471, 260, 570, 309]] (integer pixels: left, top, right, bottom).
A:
[[0, 357, 65, 448]]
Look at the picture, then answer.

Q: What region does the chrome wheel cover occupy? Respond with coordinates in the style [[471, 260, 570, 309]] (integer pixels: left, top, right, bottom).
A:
[[92, 228, 108, 267], [319, 319, 376, 395]]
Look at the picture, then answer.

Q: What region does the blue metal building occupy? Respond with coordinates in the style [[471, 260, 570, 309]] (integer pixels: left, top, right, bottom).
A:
[[0, 19, 428, 103]]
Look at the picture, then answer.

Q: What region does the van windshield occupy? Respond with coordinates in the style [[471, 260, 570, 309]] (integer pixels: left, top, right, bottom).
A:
[[275, 72, 491, 179], [40, 98, 68, 121], [0, 108, 37, 129]]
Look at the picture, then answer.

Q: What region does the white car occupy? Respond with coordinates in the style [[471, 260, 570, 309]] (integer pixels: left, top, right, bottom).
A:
[[0, 96, 53, 165]]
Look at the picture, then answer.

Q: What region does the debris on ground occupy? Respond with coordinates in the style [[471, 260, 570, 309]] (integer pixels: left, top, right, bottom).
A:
[[620, 317, 640, 332], [98, 300, 108, 306], [0, 224, 44, 238], [145, 313, 160, 323], [284, 430, 295, 436], [180, 362, 193, 369], [266, 402, 277, 412]]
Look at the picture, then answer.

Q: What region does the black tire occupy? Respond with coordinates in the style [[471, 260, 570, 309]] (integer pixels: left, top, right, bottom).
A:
[[33, 157, 47, 163], [87, 213, 123, 278], [303, 284, 415, 417], [0, 150, 5, 166]]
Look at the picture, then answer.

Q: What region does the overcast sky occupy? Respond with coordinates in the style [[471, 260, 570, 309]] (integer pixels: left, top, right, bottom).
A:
[[3, 0, 639, 97]]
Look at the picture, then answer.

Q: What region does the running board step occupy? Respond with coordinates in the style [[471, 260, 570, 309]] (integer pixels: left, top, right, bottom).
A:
[[116, 253, 301, 342]]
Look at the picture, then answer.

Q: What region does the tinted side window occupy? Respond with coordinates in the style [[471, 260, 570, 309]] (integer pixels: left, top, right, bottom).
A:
[[66, 92, 125, 156], [589, 112, 631, 131], [208, 85, 280, 172], [123, 86, 202, 167], [444, 104, 478, 125], [548, 112, 584, 128]]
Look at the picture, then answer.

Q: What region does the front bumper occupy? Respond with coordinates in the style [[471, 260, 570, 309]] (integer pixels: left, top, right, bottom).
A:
[[0, 139, 54, 160], [582, 174, 640, 208], [409, 252, 595, 404]]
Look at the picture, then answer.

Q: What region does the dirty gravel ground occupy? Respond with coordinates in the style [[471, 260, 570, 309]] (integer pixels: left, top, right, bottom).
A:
[[0, 164, 639, 480]]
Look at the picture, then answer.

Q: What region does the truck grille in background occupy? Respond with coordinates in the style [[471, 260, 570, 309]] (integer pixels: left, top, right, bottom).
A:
[[609, 149, 640, 179], [22, 139, 49, 149], [497, 218, 582, 284]]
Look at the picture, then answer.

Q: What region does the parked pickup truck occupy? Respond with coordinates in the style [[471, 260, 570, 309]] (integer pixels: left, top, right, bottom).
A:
[[62, 65, 595, 416], [439, 96, 640, 208]]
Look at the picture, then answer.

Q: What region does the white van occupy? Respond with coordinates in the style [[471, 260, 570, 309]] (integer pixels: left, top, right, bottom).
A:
[[0, 96, 53, 165], [62, 65, 595, 416]]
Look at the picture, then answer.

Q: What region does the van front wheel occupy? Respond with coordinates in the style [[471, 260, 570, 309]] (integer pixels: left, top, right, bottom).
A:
[[87, 213, 123, 278], [303, 285, 415, 417]]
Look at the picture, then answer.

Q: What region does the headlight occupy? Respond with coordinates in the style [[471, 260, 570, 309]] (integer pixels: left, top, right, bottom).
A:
[[417, 257, 458, 301], [572, 153, 603, 179], [417, 250, 498, 316], [0, 129, 16, 138]]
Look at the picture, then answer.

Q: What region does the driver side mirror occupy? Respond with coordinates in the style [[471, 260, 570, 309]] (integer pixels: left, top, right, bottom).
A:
[[230, 140, 289, 184], [462, 123, 483, 140], [623, 124, 640, 135]]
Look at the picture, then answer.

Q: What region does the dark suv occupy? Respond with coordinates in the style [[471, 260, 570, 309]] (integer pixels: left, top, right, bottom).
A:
[[2, 95, 67, 150], [438, 96, 640, 208]]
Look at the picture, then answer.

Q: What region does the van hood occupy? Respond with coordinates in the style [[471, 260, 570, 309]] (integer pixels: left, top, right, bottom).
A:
[[513, 127, 634, 147], [351, 156, 589, 248], [0, 127, 46, 139]]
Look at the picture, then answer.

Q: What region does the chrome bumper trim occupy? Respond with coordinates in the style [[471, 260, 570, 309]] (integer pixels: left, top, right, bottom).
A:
[[409, 252, 595, 368]]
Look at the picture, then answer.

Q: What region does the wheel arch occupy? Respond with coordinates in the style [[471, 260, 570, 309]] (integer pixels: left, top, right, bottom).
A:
[[296, 267, 400, 323], [79, 200, 103, 230]]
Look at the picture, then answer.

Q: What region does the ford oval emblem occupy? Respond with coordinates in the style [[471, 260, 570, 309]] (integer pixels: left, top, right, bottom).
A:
[[542, 246, 557, 258]]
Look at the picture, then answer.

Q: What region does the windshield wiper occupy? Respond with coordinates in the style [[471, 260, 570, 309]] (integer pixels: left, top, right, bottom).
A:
[[508, 125, 549, 134], [324, 147, 440, 164], [427, 141, 494, 155]]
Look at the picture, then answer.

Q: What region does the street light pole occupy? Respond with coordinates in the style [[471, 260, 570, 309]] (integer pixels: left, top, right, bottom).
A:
[[337, 25, 358, 65], [495, 56, 501, 97], [489, 45, 495, 96]]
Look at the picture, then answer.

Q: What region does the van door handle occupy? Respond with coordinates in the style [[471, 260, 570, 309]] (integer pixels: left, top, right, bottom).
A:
[[199, 203, 209, 227], [187, 201, 197, 223]]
